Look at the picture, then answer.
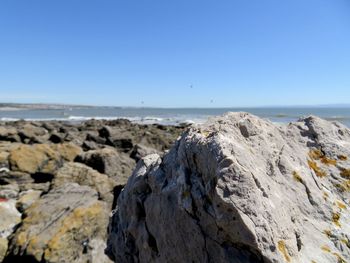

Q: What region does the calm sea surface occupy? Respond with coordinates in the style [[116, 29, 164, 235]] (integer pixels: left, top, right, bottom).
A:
[[0, 107, 349, 127]]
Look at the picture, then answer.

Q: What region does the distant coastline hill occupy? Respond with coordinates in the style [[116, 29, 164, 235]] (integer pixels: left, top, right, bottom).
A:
[[0, 103, 101, 110]]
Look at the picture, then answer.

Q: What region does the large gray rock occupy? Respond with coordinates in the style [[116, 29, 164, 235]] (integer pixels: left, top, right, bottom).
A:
[[107, 112, 350, 263]]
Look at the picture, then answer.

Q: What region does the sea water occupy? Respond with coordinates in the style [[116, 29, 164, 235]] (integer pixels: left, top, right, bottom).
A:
[[0, 107, 349, 127]]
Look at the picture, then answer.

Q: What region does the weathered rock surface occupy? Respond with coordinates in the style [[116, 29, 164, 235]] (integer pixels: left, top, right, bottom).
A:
[[53, 162, 116, 203], [0, 119, 185, 262], [130, 144, 160, 162], [8, 143, 82, 175], [75, 148, 135, 185], [8, 183, 111, 263], [0, 199, 21, 239], [16, 190, 42, 212], [107, 112, 350, 263]]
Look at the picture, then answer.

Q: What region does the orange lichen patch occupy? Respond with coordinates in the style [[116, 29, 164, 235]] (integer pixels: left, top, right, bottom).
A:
[[340, 169, 350, 179], [309, 150, 337, 165], [309, 149, 324, 160], [277, 241, 291, 262], [320, 157, 337, 166], [321, 245, 331, 253], [336, 201, 346, 210], [332, 252, 346, 263], [338, 155, 348, 161], [332, 213, 341, 227], [308, 160, 327, 177], [293, 171, 303, 183]]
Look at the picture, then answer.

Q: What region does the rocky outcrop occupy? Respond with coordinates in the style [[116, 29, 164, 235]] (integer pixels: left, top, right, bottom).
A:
[[8, 183, 112, 263], [0, 119, 183, 262], [107, 113, 350, 263]]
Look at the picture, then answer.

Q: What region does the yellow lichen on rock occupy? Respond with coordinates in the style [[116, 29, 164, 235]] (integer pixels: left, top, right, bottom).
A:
[[321, 245, 331, 253], [277, 241, 291, 262], [338, 155, 348, 161], [308, 160, 327, 177], [340, 169, 350, 179], [308, 150, 337, 165], [335, 180, 350, 192], [332, 252, 347, 263], [44, 202, 106, 262], [332, 212, 341, 227], [9, 144, 60, 174], [323, 192, 329, 201], [336, 201, 346, 210], [54, 143, 82, 161], [292, 171, 303, 183]]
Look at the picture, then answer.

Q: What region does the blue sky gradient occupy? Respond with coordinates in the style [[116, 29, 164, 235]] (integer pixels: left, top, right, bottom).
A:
[[0, 0, 349, 107]]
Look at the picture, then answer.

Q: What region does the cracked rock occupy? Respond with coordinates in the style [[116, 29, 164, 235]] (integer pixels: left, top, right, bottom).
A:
[[107, 112, 350, 263]]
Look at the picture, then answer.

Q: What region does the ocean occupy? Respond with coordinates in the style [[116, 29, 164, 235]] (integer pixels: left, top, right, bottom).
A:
[[0, 107, 349, 127]]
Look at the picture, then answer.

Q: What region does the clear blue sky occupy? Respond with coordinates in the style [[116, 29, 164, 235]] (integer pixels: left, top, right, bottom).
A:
[[0, 0, 349, 107]]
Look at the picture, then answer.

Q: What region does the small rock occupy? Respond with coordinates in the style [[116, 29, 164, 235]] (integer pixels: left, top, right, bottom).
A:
[[0, 199, 21, 239], [16, 190, 42, 212], [75, 148, 135, 184], [130, 144, 159, 162]]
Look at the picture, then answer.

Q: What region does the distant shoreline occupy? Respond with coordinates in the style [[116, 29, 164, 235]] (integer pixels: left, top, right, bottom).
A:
[[1, 102, 350, 110]]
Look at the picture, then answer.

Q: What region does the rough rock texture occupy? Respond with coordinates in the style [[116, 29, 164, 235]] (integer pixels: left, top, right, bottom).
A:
[[16, 190, 42, 212], [130, 144, 160, 162], [8, 183, 111, 263], [53, 162, 116, 203], [107, 113, 350, 263], [0, 199, 21, 239], [75, 148, 135, 185], [8, 143, 82, 175], [0, 119, 185, 262]]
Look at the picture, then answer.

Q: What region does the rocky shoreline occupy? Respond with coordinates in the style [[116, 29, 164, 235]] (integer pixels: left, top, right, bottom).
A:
[[1, 113, 350, 263], [0, 119, 185, 262]]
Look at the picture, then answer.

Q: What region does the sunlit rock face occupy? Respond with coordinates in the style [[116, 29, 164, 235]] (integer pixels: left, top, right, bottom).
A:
[[107, 112, 350, 263]]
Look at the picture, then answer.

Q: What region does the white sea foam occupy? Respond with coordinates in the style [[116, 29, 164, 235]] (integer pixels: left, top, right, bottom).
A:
[[0, 117, 20, 121]]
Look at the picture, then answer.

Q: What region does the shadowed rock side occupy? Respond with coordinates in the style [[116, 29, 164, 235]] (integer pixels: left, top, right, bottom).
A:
[[107, 112, 350, 263]]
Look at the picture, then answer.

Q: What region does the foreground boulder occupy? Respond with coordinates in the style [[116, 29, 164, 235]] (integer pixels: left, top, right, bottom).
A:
[[107, 113, 350, 263], [7, 183, 111, 263]]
